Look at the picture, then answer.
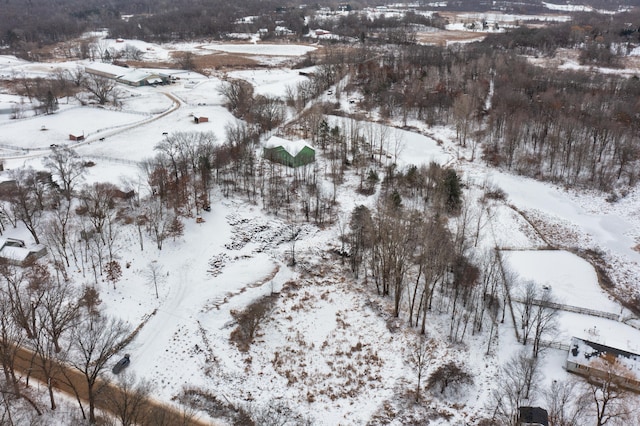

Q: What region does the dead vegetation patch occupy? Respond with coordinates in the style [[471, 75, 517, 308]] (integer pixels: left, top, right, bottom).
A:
[[167, 51, 260, 70], [415, 30, 486, 46]]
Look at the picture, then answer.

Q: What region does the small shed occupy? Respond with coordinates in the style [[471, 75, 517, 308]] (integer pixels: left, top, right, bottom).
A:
[[194, 116, 209, 124], [518, 407, 549, 426], [69, 132, 85, 141], [263, 136, 315, 167], [0, 238, 47, 266]]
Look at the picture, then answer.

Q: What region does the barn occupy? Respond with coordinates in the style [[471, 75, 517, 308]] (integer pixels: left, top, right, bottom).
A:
[[84, 63, 169, 87], [263, 136, 315, 167], [69, 132, 85, 141], [194, 116, 209, 124]]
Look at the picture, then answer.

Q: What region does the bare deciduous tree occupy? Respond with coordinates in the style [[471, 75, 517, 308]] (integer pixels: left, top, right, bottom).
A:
[[491, 350, 541, 425], [106, 372, 152, 426], [144, 262, 165, 299], [582, 358, 634, 426], [7, 168, 48, 244], [407, 335, 431, 402], [220, 78, 254, 118], [544, 379, 588, 426], [83, 74, 118, 105], [44, 146, 85, 201], [68, 315, 130, 423]]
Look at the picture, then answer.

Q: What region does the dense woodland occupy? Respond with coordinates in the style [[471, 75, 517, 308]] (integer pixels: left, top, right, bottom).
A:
[[3, 0, 640, 52], [1, 1, 640, 424]]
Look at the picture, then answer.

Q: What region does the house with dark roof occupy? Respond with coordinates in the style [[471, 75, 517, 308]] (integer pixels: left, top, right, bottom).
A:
[[518, 406, 549, 426], [566, 336, 640, 391]]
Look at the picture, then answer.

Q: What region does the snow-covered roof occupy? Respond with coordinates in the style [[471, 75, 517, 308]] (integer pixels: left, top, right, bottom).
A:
[[0, 238, 47, 264], [119, 69, 155, 83], [85, 62, 130, 78], [85, 63, 167, 84], [264, 136, 314, 157], [568, 336, 640, 381]]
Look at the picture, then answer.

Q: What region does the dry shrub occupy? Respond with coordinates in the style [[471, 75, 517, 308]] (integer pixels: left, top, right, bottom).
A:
[[229, 294, 277, 351]]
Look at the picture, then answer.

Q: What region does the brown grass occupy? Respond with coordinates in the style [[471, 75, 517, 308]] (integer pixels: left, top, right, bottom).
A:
[[415, 29, 486, 46]]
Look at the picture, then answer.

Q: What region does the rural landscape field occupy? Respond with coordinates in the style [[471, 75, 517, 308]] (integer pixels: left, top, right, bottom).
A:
[[1, 0, 640, 425]]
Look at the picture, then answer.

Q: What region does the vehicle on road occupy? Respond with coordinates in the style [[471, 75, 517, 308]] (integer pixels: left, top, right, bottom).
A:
[[112, 354, 130, 374]]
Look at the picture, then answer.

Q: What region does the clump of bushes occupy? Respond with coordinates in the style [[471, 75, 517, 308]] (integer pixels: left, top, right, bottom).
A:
[[230, 295, 277, 351]]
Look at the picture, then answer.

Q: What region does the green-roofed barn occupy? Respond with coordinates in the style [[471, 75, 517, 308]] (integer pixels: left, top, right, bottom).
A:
[[263, 136, 315, 167]]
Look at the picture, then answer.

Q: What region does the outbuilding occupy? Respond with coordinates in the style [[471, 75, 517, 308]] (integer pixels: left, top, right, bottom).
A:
[[0, 238, 47, 266], [566, 336, 640, 391], [194, 116, 209, 124], [518, 407, 549, 426], [69, 132, 85, 141], [263, 136, 315, 167]]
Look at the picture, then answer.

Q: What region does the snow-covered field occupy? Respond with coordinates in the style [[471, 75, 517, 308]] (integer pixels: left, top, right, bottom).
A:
[[1, 31, 640, 424]]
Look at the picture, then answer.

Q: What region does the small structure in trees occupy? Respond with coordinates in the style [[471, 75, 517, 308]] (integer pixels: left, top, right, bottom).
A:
[[517, 406, 549, 426], [0, 238, 47, 265], [566, 336, 640, 391], [263, 135, 315, 168]]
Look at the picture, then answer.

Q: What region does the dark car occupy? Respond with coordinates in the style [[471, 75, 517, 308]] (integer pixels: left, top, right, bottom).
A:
[[112, 354, 130, 374]]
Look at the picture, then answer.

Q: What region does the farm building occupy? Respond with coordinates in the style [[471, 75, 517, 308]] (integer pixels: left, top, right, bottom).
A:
[[69, 132, 85, 141], [517, 406, 548, 426], [566, 336, 640, 391], [84, 63, 169, 87], [263, 136, 315, 167], [0, 238, 47, 266], [194, 116, 209, 124]]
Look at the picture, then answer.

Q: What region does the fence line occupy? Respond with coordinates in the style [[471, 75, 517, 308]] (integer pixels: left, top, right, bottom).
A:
[[511, 297, 620, 321], [539, 340, 570, 351], [83, 155, 142, 167]]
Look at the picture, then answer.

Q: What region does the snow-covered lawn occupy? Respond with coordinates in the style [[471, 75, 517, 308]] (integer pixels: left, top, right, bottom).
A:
[[227, 68, 315, 98], [1, 36, 640, 424], [201, 43, 316, 56], [504, 250, 619, 313]]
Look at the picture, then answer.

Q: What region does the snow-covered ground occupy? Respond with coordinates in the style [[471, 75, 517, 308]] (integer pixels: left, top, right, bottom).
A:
[[1, 35, 640, 424]]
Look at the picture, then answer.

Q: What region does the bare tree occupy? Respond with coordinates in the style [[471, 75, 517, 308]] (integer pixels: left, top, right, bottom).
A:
[[7, 168, 48, 244], [544, 379, 588, 426], [0, 290, 23, 397], [145, 198, 171, 250], [68, 315, 130, 423], [517, 280, 537, 346], [427, 361, 473, 397], [44, 146, 85, 201], [220, 78, 254, 118], [32, 320, 68, 410], [105, 372, 152, 426], [83, 74, 118, 105], [39, 279, 80, 353], [531, 289, 559, 358], [582, 358, 634, 426], [288, 224, 302, 266], [144, 262, 165, 299], [0, 262, 51, 340], [43, 198, 74, 268], [407, 335, 431, 402], [491, 349, 541, 425]]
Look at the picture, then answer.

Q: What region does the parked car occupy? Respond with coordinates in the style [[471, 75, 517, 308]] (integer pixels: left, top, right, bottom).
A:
[[112, 354, 130, 374]]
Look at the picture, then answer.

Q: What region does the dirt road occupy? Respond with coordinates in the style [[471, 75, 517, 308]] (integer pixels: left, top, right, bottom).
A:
[[12, 344, 213, 425]]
